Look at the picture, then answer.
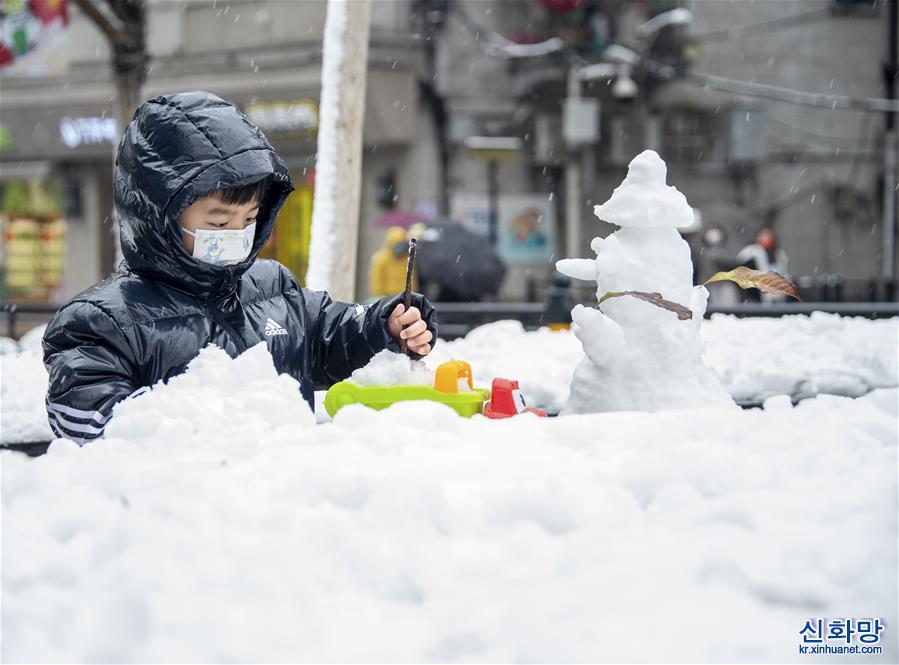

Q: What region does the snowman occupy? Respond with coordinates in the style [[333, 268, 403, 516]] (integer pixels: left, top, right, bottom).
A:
[[557, 150, 736, 414]]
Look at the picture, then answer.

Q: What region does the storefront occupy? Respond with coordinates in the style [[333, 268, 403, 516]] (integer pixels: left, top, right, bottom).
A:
[[0, 101, 116, 303], [236, 97, 319, 283], [218, 68, 419, 289], [1, 171, 66, 301], [1, 66, 420, 299]]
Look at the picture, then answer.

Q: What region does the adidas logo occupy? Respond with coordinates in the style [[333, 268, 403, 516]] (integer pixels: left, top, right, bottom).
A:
[[264, 318, 288, 336]]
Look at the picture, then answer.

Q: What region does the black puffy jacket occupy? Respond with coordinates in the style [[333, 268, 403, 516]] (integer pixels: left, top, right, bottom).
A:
[[42, 91, 437, 445]]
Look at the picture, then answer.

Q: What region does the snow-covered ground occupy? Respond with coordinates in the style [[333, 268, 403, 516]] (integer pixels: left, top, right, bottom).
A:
[[429, 313, 898, 412], [1, 326, 55, 445], [702, 313, 898, 405], [1, 340, 896, 662], [1, 313, 897, 444]]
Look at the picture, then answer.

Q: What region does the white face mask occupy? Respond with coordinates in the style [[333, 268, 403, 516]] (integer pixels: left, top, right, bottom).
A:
[[180, 222, 256, 266]]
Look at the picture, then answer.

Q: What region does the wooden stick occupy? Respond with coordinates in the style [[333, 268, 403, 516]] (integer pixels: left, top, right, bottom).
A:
[[400, 237, 417, 354]]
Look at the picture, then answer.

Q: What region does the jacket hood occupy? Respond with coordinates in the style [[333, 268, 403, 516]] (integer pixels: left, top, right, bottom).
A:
[[115, 91, 294, 298]]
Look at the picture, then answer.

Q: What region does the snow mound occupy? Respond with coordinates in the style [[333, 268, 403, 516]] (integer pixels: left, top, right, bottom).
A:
[[1, 337, 19, 355], [2, 316, 895, 445], [704, 313, 899, 403], [593, 149, 693, 229], [427, 315, 897, 412], [16, 324, 46, 355], [350, 349, 433, 386], [104, 343, 315, 451], [0, 349, 53, 444], [2, 389, 895, 662], [427, 320, 582, 413]]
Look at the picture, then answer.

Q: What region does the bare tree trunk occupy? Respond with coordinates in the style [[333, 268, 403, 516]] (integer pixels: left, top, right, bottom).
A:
[[306, 0, 371, 302], [74, 0, 147, 269]]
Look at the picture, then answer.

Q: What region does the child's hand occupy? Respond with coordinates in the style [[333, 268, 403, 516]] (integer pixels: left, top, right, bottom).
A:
[[387, 303, 433, 356]]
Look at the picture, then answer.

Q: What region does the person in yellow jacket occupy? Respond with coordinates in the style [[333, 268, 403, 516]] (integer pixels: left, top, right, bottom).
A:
[[369, 226, 418, 298]]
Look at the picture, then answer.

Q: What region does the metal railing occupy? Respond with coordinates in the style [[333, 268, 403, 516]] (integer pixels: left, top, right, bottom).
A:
[[1, 302, 59, 339], [2, 299, 897, 342], [561, 277, 897, 305], [705, 302, 899, 318], [434, 301, 899, 339]]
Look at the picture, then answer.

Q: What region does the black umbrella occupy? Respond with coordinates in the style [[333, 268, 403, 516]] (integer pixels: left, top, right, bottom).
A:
[[415, 217, 506, 302]]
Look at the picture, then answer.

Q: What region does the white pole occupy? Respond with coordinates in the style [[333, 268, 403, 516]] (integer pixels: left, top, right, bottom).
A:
[[306, 0, 371, 302]]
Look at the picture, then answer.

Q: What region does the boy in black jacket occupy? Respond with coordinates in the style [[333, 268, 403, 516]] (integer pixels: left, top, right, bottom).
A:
[[43, 91, 436, 445]]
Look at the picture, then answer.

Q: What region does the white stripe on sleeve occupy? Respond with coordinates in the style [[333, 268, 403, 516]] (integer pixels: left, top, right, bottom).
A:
[[48, 411, 106, 436], [48, 413, 95, 446], [46, 401, 112, 425]]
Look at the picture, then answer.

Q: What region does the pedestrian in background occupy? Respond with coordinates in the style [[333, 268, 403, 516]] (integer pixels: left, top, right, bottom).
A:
[[369, 226, 417, 298]]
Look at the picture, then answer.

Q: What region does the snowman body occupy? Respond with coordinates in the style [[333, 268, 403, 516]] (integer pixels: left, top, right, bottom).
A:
[[557, 150, 735, 414]]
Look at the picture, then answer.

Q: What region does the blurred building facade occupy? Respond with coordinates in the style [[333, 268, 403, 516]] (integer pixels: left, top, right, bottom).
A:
[[0, 0, 894, 303]]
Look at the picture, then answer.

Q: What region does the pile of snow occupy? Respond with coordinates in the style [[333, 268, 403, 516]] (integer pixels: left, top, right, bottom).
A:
[[104, 343, 316, 450], [0, 351, 52, 444], [431, 315, 897, 411], [0, 333, 316, 447], [0, 326, 53, 445], [15, 325, 46, 354], [427, 320, 582, 413], [557, 150, 733, 414], [350, 349, 433, 387], [2, 341, 896, 662], [0, 336, 19, 355], [2, 315, 896, 446], [703, 312, 899, 403]]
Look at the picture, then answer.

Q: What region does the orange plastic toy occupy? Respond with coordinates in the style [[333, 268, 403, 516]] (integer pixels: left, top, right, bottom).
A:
[[434, 360, 474, 393]]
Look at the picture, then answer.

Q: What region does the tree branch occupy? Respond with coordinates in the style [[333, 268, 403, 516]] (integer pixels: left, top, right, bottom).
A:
[[72, 0, 137, 50]]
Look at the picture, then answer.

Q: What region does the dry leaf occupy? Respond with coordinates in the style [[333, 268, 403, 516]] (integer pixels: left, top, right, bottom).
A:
[[598, 291, 694, 320], [703, 267, 801, 301]]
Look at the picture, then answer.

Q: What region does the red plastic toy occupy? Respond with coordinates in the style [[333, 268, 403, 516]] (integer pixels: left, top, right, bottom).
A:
[[483, 378, 548, 419]]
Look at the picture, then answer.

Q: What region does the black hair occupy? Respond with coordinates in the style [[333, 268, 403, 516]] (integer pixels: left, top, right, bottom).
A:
[[213, 178, 268, 206]]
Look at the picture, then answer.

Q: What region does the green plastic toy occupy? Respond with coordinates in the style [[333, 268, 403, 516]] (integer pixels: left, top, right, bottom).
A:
[[324, 360, 490, 418]]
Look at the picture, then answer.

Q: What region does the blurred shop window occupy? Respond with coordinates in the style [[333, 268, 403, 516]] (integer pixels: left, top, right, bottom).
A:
[[0, 178, 66, 302], [258, 174, 314, 286]]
